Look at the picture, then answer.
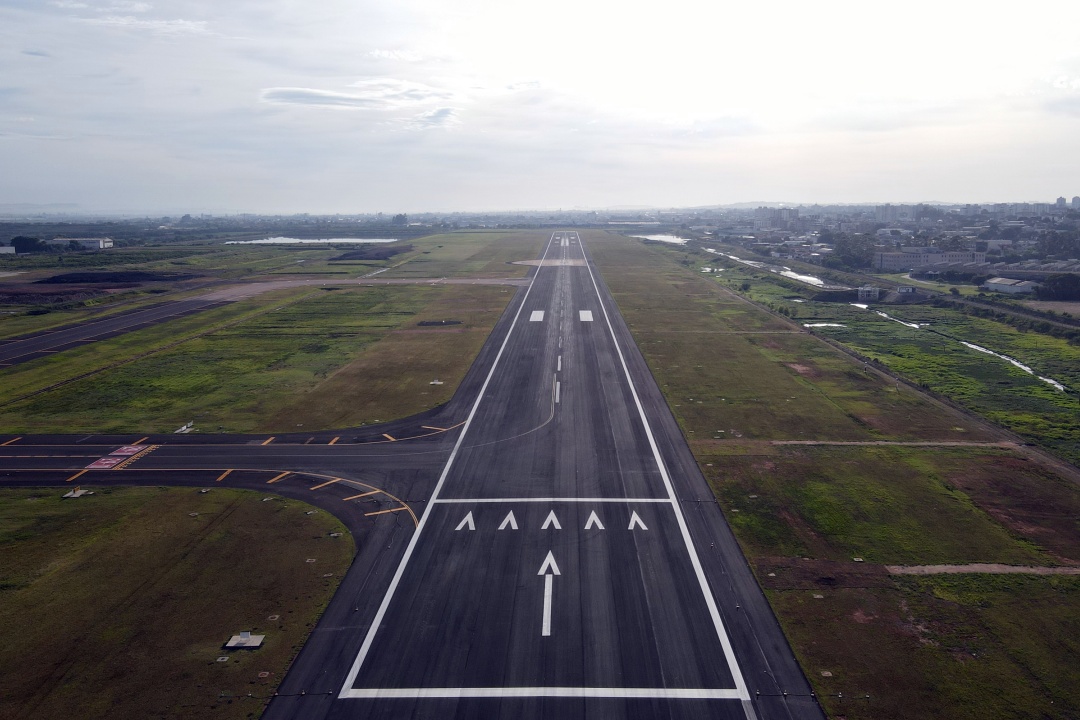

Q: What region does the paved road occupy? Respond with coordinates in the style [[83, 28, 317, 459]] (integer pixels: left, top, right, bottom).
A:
[[0, 232, 823, 720]]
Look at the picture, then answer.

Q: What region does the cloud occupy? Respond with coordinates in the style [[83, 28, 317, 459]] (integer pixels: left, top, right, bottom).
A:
[[400, 107, 459, 130], [261, 79, 452, 110], [367, 49, 424, 63], [1047, 95, 1080, 117], [81, 15, 209, 35], [22, 49, 51, 57]]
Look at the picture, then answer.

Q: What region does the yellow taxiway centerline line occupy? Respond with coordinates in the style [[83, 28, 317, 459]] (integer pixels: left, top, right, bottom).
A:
[[310, 478, 342, 490], [66, 469, 88, 483], [266, 471, 290, 484], [216, 469, 233, 483], [1, 437, 22, 446], [262, 436, 275, 445], [328, 436, 339, 445], [133, 436, 149, 445], [382, 433, 396, 441]]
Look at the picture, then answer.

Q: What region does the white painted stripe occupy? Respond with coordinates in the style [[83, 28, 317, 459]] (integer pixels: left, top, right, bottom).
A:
[[340, 687, 743, 700], [339, 231, 557, 698], [432, 497, 671, 503], [555, 381, 561, 404], [579, 236, 756, 718], [530, 310, 545, 322], [557, 355, 562, 372], [541, 574, 554, 636], [579, 310, 593, 322]]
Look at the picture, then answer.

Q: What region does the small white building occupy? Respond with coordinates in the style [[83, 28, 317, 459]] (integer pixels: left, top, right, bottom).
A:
[[983, 277, 1039, 294], [0, 247, 14, 255]]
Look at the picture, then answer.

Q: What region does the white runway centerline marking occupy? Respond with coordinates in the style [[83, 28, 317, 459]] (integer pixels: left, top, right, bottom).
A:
[[538, 551, 561, 637], [530, 310, 545, 322]]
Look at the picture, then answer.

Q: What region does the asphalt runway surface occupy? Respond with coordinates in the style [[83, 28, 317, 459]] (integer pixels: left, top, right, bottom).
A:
[[0, 232, 824, 720]]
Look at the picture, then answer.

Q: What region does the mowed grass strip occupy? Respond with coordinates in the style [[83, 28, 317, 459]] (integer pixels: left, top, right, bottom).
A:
[[584, 231, 990, 442], [0, 283, 513, 434], [263, 283, 513, 430], [0, 486, 353, 720], [380, 231, 549, 279]]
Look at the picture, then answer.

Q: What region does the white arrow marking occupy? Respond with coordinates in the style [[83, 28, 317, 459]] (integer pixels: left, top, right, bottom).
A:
[[537, 550, 561, 576], [455, 512, 475, 531], [538, 551, 561, 637], [584, 510, 605, 530], [628, 511, 648, 530], [498, 510, 518, 530], [541, 510, 562, 530]]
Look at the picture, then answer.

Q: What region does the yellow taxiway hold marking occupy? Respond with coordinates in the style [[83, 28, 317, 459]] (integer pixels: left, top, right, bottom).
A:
[[328, 436, 339, 445], [421, 425, 447, 432], [364, 506, 409, 517], [216, 469, 233, 483], [115, 445, 159, 470], [310, 478, 342, 490], [262, 436, 275, 446], [266, 471, 290, 484], [382, 433, 396, 441], [66, 469, 88, 483], [342, 490, 381, 501], [1, 437, 22, 446], [133, 436, 149, 445]]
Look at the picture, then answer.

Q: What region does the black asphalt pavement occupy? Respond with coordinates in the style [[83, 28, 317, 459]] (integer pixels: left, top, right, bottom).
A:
[[0, 232, 824, 720]]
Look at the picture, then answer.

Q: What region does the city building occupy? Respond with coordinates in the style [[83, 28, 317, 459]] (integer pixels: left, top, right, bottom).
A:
[[873, 248, 986, 271]]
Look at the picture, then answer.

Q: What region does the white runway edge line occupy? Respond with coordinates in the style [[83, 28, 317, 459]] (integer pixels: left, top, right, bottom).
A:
[[579, 236, 759, 720], [339, 232, 557, 698]]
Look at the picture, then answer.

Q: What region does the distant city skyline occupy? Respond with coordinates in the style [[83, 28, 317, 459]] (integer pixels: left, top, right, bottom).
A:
[[2, 0, 1079, 214]]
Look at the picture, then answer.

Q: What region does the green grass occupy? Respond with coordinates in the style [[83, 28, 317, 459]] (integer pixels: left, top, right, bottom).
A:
[[585, 232, 992, 442], [0, 283, 512, 433], [0, 486, 353, 720]]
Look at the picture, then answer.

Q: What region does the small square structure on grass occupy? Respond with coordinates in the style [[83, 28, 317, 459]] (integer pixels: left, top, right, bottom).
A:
[[225, 631, 264, 649]]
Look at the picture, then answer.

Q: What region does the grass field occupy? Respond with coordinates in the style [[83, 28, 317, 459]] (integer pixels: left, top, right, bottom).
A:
[[691, 243, 1080, 465], [586, 230, 1080, 719], [0, 486, 353, 720], [0, 283, 513, 433]]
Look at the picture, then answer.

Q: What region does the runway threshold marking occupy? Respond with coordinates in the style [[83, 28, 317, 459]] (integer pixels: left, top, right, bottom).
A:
[[66, 469, 88, 483], [340, 229, 557, 697], [261, 436, 275, 446], [216, 469, 233, 482], [266, 471, 290, 484], [1, 437, 22, 446], [310, 478, 342, 490]]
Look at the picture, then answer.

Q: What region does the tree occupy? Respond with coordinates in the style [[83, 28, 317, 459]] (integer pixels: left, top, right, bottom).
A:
[[9, 236, 48, 253], [1036, 274, 1080, 301], [391, 213, 408, 226]]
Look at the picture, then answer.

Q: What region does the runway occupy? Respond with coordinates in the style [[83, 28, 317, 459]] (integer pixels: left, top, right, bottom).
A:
[[0, 232, 823, 719]]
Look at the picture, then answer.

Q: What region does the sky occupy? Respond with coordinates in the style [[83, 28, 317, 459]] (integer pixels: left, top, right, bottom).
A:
[[2, 0, 1079, 214]]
